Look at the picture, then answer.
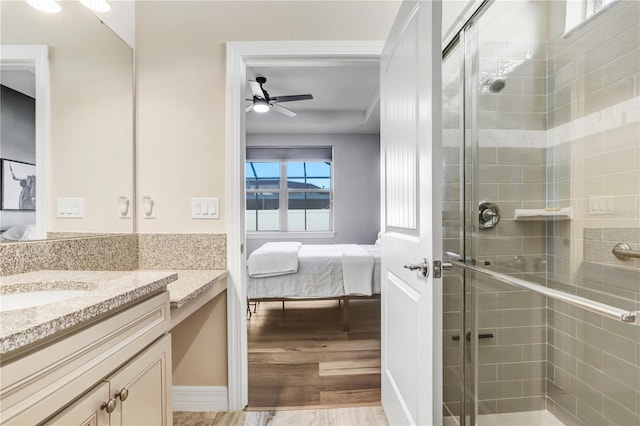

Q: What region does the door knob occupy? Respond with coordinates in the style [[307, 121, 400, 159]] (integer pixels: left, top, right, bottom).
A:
[[404, 258, 429, 277]]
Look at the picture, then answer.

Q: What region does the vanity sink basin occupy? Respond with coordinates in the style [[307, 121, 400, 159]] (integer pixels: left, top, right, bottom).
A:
[[0, 290, 90, 312]]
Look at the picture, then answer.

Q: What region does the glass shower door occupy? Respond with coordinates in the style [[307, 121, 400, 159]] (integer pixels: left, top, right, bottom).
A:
[[467, 0, 550, 420], [445, 1, 640, 425]]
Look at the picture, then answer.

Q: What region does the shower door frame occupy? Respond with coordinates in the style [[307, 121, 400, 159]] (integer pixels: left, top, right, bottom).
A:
[[442, 1, 498, 424]]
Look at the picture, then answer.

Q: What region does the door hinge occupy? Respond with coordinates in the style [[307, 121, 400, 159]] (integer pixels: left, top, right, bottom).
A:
[[240, 243, 244, 254], [433, 260, 442, 279]]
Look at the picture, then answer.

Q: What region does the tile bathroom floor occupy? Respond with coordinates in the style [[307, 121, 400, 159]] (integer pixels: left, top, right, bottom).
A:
[[173, 406, 389, 425]]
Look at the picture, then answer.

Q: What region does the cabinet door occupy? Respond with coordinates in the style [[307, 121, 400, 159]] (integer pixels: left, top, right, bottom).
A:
[[46, 382, 110, 426], [109, 335, 172, 426]]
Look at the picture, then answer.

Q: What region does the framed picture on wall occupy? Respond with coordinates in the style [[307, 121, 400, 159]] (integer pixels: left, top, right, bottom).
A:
[[1, 158, 36, 211]]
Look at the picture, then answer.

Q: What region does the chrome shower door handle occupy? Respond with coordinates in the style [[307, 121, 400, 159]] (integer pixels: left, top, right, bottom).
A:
[[404, 258, 430, 277]]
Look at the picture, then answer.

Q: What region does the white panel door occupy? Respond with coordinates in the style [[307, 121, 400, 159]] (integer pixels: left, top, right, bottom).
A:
[[380, 1, 442, 425]]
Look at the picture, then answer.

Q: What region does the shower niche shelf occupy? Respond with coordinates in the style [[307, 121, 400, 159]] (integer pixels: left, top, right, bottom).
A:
[[514, 207, 572, 221]]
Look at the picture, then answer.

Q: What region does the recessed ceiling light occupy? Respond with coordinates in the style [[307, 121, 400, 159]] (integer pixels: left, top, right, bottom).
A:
[[80, 0, 111, 13], [25, 0, 62, 13]]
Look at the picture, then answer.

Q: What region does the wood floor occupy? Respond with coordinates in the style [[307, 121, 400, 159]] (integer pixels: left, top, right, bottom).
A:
[[173, 406, 389, 425], [247, 299, 381, 410]]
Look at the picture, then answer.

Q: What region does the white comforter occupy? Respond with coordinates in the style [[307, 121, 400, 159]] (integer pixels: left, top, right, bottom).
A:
[[247, 244, 381, 299]]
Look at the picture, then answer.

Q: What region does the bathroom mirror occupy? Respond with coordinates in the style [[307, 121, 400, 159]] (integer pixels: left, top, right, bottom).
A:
[[0, 1, 134, 242]]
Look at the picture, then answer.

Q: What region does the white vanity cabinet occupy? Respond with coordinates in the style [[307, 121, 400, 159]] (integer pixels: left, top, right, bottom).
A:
[[0, 292, 172, 426], [48, 335, 171, 426]]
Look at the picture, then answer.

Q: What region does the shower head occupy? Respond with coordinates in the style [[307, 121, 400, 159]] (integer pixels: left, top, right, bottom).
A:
[[481, 76, 507, 93], [489, 77, 506, 93]]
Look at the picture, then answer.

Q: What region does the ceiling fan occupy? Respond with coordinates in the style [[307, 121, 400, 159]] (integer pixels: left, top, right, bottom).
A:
[[245, 76, 313, 117]]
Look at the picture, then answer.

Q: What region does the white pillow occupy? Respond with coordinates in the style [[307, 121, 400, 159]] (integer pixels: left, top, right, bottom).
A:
[[375, 238, 382, 246], [1, 224, 36, 241]]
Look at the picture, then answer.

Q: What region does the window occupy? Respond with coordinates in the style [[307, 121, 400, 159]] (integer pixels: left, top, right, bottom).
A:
[[565, 0, 617, 33], [245, 162, 280, 231], [246, 147, 333, 233]]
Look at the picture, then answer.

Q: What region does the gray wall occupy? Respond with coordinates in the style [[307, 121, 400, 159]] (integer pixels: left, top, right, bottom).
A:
[[246, 133, 380, 254], [0, 84, 36, 230]]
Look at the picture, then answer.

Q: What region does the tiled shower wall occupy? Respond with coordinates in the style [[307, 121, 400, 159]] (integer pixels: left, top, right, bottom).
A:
[[545, 1, 640, 424], [448, 0, 551, 413], [442, 143, 550, 416], [443, 0, 639, 421], [442, 28, 550, 414]]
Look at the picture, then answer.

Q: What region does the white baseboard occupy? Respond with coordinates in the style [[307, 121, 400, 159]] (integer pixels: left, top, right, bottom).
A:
[[172, 386, 228, 412]]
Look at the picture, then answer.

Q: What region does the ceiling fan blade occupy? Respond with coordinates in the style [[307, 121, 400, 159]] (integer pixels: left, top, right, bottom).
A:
[[270, 94, 313, 103], [249, 81, 265, 99], [245, 103, 254, 113], [272, 103, 297, 117]]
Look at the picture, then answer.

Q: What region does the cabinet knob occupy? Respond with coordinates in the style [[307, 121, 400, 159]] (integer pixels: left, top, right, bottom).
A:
[[116, 387, 129, 402], [101, 398, 117, 413]]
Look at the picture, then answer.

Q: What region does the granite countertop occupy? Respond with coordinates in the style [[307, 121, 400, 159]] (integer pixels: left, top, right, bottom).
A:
[[0, 270, 178, 355], [162, 269, 227, 309]]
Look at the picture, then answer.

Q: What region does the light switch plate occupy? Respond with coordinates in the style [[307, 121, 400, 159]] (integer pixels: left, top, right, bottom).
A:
[[57, 198, 84, 218], [192, 197, 219, 219]]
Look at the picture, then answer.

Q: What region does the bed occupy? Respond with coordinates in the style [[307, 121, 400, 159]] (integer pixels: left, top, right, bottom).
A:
[[247, 242, 381, 331]]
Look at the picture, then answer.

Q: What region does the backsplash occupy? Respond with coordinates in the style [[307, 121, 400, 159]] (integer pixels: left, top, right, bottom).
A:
[[138, 233, 226, 270], [0, 234, 138, 276], [0, 233, 227, 276]]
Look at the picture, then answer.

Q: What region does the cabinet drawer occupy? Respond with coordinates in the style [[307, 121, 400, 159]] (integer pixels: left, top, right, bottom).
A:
[[0, 291, 169, 425]]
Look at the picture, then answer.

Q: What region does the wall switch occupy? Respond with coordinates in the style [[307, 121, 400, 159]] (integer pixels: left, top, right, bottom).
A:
[[57, 198, 84, 218], [192, 198, 219, 219]]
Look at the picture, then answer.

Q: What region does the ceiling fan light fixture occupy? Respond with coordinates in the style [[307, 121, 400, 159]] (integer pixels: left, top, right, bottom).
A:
[[253, 100, 270, 113], [80, 0, 111, 12], [25, 0, 62, 13]]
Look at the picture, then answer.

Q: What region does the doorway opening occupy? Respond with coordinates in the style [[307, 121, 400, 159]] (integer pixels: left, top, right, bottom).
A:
[[225, 41, 385, 411], [244, 60, 382, 410]]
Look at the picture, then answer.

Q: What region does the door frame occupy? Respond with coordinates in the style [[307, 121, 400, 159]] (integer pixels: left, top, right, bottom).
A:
[[0, 45, 50, 239], [225, 40, 385, 410]]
